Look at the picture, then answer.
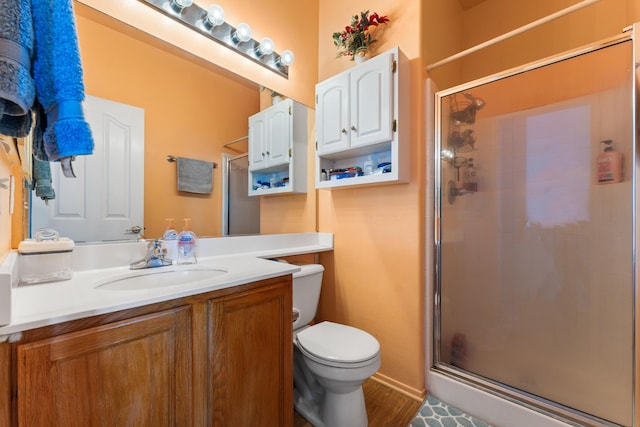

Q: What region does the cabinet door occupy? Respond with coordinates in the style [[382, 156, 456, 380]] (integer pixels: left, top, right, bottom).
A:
[[316, 72, 350, 155], [350, 51, 394, 148], [16, 307, 193, 426], [267, 100, 292, 167], [209, 280, 293, 427], [249, 111, 268, 171]]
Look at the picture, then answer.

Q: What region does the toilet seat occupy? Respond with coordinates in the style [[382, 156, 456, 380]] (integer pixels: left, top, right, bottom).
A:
[[295, 321, 380, 368]]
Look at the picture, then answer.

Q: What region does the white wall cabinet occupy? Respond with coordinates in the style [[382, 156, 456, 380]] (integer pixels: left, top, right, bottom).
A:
[[248, 99, 308, 196], [315, 46, 409, 189]]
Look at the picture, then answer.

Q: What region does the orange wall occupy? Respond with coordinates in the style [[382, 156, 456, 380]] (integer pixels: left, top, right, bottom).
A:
[[0, 159, 10, 261], [430, 0, 639, 89], [75, 5, 260, 239], [316, 0, 426, 398]]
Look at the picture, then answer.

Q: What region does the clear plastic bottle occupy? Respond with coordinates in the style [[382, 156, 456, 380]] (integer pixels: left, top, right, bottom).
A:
[[162, 218, 178, 263], [177, 218, 197, 264], [363, 155, 374, 175]]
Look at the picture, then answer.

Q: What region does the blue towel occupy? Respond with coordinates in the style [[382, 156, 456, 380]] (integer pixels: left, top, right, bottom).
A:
[[0, 0, 36, 137], [31, 0, 94, 162]]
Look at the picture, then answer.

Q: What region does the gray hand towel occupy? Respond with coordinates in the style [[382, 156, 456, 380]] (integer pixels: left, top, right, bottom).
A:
[[177, 157, 213, 194]]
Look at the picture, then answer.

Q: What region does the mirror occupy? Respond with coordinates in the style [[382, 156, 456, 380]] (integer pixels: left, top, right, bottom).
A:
[[29, 4, 287, 243]]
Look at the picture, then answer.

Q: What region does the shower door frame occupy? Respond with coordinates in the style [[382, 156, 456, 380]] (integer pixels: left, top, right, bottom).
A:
[[431, 27, 638, 427]]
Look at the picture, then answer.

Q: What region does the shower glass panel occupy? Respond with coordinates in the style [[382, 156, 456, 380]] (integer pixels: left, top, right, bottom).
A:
[[435, 38, 634, 426]]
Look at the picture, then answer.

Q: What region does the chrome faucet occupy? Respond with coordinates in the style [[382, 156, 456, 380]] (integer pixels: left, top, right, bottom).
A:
[[130, 239, 173, 269]]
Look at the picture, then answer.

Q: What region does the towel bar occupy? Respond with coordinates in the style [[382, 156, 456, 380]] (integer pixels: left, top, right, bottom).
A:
[[166, 155, 217, 168]]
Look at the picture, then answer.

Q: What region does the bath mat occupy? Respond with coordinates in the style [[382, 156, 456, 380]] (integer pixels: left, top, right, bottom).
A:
[[408, 395, 492, 427]]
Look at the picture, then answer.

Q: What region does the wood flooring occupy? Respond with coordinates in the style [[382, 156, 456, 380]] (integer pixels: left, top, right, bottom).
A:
[[293, 378, 422, 427]]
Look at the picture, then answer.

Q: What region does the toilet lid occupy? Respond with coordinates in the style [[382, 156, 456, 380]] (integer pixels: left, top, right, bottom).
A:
[[296, 321, 380, 363]]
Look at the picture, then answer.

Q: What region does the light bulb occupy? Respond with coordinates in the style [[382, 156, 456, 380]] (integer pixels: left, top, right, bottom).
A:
[[232, 23, 252, 44], [171, 0, 193, 11], [255, 37, 274, 56], [205, 4, 225, 27], [279, 50, 295, 66]]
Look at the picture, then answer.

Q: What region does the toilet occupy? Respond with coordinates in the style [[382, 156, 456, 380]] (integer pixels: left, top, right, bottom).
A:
[[292, 264, 381, 427]]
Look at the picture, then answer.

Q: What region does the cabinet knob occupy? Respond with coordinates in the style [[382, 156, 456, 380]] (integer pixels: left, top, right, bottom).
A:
[[351, 125, 357, 131], [266, 151, 270, 155], [261, 152, 265, 157], [341, 128, 347, 134]]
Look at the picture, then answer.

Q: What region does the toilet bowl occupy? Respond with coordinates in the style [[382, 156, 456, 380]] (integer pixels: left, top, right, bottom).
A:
[[292, 264, 381, 427]]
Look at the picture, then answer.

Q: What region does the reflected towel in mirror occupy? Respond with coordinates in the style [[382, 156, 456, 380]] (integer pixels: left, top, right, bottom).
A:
[[177, 157, 213, 194]]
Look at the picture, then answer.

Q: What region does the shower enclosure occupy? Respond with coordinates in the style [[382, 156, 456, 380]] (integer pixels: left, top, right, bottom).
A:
[[433, 26, 638, 426]]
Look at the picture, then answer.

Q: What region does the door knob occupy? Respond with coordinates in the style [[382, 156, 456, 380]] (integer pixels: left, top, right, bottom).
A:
[[351, 125, 357, 131], [126, 225, 143, 234]]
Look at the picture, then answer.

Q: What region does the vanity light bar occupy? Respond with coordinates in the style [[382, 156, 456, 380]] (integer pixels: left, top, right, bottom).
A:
[[138, 0, 292, 78]]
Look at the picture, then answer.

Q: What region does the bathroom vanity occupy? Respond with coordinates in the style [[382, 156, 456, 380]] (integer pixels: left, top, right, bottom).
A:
[[0, 233, 333, 426], [1, 275, 291, 426]]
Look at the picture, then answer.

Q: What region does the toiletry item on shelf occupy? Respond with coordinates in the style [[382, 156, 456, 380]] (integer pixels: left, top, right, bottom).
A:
[[177, 218, 197, 264], [463, 158, 478, 192], [321, 169, 327, 181], [270, 174, 276, 188], [163, 218, 178, 263], [597, 140, 623, 184], [363, 156, 374, 175]]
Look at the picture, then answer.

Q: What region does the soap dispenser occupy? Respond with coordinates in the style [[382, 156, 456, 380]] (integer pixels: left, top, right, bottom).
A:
[[597, 139, 623, 184], [177, 218, 197, 264], [162, 218, 178, 263]]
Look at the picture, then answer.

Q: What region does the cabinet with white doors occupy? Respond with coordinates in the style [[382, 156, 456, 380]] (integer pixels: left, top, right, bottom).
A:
[[248, 98, 308, 196], [315, 46, 409, 189]]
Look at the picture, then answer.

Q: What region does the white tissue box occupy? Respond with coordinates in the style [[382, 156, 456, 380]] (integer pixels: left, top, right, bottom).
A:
[[18, 238, 75, 285]]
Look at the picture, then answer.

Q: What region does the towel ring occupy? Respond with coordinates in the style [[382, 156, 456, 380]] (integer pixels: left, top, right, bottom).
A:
[[166, 155, 217, 168]]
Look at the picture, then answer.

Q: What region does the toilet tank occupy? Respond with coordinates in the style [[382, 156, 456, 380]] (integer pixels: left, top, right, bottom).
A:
[[292, 264, 324, 330]]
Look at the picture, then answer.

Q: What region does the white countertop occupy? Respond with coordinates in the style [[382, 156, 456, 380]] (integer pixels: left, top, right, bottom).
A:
[[0, 233, 333, 339]]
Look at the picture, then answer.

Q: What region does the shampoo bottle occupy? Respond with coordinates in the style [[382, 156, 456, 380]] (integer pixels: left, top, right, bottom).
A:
[[177, 218, 197, 264], [162, 218, 178, 263], [597, 140, 623, 184]]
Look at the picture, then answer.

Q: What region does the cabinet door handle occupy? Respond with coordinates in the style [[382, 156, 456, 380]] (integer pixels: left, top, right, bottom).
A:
[[261, 152, 265, 157], [266, 151, 270, 155], [351, 125, 357, 131], [341, 128, 347, 134]]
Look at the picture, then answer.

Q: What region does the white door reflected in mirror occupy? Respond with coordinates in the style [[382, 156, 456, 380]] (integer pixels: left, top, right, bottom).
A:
[[31, 95, 145, 243]]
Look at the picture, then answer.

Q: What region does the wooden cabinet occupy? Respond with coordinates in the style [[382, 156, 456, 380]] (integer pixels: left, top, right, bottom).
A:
[[248, 99, 308, 196], [16, 307, 193, 426], [0, 276, 293, 427], [315, 46, 409, 189], [209, 281, 292, 426]]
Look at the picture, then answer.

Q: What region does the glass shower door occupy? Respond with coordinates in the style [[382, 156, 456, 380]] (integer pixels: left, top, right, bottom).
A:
[[435, 38, 634, 426]]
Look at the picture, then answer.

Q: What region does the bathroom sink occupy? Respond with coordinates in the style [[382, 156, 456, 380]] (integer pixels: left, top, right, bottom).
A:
[[94, 267, 227, 291]]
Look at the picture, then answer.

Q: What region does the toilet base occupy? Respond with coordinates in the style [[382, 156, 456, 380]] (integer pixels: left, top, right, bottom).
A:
[[293, 346, 370, 427], [294, 385, 368, 427], [321, 386, 368, 427]]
